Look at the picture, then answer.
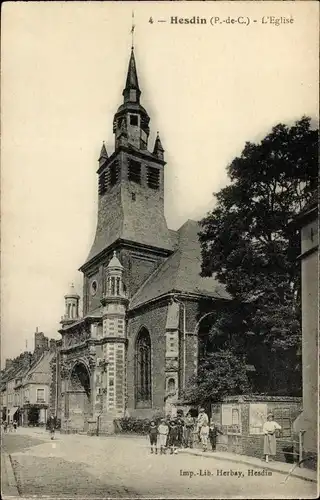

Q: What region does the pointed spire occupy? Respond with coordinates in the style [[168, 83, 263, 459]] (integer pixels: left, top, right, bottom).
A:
[[125, 48, 140, 90], [123, 48, 141, 103], [99, 142, 108, 160], [153, 132, 164, 160]]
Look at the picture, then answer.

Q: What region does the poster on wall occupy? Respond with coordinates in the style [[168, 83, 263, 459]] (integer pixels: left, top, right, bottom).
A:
[[222, 404, 241, 434], [221, 404, 233, 426], [249, 403, 268, 434], [210, 404, 221, 425]]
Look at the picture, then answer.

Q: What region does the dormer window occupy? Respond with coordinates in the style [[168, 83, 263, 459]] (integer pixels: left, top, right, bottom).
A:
[[130, 114, 138, 126], [128, 159, 141, 184], [147, 167, 160, 190]]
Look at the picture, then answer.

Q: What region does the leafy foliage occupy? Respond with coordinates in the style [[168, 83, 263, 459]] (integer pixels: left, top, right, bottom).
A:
[[183, 350, 251, 405], [196, 117, 317, 396], [114, 412, 166, 435]]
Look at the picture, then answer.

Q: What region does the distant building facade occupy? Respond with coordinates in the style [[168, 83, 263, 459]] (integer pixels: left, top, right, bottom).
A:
[[1, 330, 57, 425]]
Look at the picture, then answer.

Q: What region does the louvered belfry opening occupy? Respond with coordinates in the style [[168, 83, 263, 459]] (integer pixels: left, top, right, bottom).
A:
[[147, 166, 160, 190], [99, 161, 120, 195], [110, 161, 119, 186], [128, 159, 141, 184]]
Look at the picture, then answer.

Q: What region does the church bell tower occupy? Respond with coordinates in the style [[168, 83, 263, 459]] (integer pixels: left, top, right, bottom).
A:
[[80, 47, 173, 314]]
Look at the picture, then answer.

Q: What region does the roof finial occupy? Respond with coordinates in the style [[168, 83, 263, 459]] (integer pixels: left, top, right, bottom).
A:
[[131, 11, 135, 50]]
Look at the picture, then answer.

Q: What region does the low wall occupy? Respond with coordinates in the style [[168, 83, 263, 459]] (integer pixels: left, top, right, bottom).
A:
[[211, 395, 302, 463]]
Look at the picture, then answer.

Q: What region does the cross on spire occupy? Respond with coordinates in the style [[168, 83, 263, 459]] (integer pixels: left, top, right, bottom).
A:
[[131, 11, 135, 49]]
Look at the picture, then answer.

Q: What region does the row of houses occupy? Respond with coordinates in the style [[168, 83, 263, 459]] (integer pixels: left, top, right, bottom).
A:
[[1, 330, 58, 426]]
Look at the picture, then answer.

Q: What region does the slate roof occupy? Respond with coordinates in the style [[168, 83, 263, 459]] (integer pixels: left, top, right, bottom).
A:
[[124, 48, 140, 91], [82, 179, 174, 267], [24, 351, 55, 385], [129, 220, 230, 310]]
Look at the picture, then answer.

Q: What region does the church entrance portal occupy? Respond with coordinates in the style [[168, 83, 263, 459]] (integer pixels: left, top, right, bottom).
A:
[[66, 362, 92, 432]]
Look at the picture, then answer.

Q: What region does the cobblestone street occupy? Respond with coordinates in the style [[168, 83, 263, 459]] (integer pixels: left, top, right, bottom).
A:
[[1, 427, 317, 499]]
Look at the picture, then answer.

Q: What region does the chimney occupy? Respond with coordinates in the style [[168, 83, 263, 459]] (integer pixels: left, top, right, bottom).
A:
[[49, 339, 56, 351], [34, 329, 49, 352], [5, 359, 13, 370]]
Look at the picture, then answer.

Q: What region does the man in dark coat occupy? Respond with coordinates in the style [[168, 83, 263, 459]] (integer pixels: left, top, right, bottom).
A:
[[48, 415, 56, 440]]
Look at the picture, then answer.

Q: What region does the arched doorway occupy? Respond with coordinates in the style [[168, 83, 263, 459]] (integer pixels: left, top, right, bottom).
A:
[[67, 362, 92, 432]]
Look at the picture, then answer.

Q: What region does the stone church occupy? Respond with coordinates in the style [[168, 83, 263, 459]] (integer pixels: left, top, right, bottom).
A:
[[56, 47, 230, 433]]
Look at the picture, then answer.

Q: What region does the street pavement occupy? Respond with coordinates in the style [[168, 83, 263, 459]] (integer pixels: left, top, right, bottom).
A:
[[1, 427, 318, 499]]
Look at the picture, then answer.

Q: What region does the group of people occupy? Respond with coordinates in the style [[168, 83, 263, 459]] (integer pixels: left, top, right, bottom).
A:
[[2, 420, 18, 432], [148, 408, 223, 455]]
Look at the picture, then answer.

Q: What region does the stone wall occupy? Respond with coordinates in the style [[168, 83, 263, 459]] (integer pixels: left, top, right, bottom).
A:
[[211, 395, 302, 463]]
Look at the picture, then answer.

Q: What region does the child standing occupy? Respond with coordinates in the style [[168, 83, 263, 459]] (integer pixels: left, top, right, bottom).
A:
[[200, 422, 209, 452], [209, 422, 223, 451], [158, 418, 169, 455], [168, 420, 179, 454], [149, 421, 158, 454]]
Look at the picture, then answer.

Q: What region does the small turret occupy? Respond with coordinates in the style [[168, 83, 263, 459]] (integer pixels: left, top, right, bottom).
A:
[[98, 142, 108, 168], [153, 132, 164, 160], [104, 251, 125, 297], [61, 283, 80, 324]]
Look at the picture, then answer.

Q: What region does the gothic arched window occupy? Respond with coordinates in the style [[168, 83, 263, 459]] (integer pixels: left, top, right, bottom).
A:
[[135, 328, 152, 408]]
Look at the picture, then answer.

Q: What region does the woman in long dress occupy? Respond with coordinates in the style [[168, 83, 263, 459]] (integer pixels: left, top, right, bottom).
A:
[[263, 413, 281, 463]]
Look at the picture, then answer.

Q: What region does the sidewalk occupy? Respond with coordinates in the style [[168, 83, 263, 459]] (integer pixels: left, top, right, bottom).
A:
[[179, 447, 318, 484], [12, 426, 318, 484], [1, 450, 20, 498]]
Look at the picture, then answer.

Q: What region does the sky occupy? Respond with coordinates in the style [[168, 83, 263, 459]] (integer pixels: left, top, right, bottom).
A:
[[1, 1, 319, 363]]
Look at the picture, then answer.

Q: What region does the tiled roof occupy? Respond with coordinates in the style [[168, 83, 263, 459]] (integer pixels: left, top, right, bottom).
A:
[[129, 220, 230, 309]]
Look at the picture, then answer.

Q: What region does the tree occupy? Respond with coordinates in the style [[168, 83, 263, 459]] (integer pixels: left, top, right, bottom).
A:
[[183, 350, 251, 405], [198, 116, 317, 395]]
